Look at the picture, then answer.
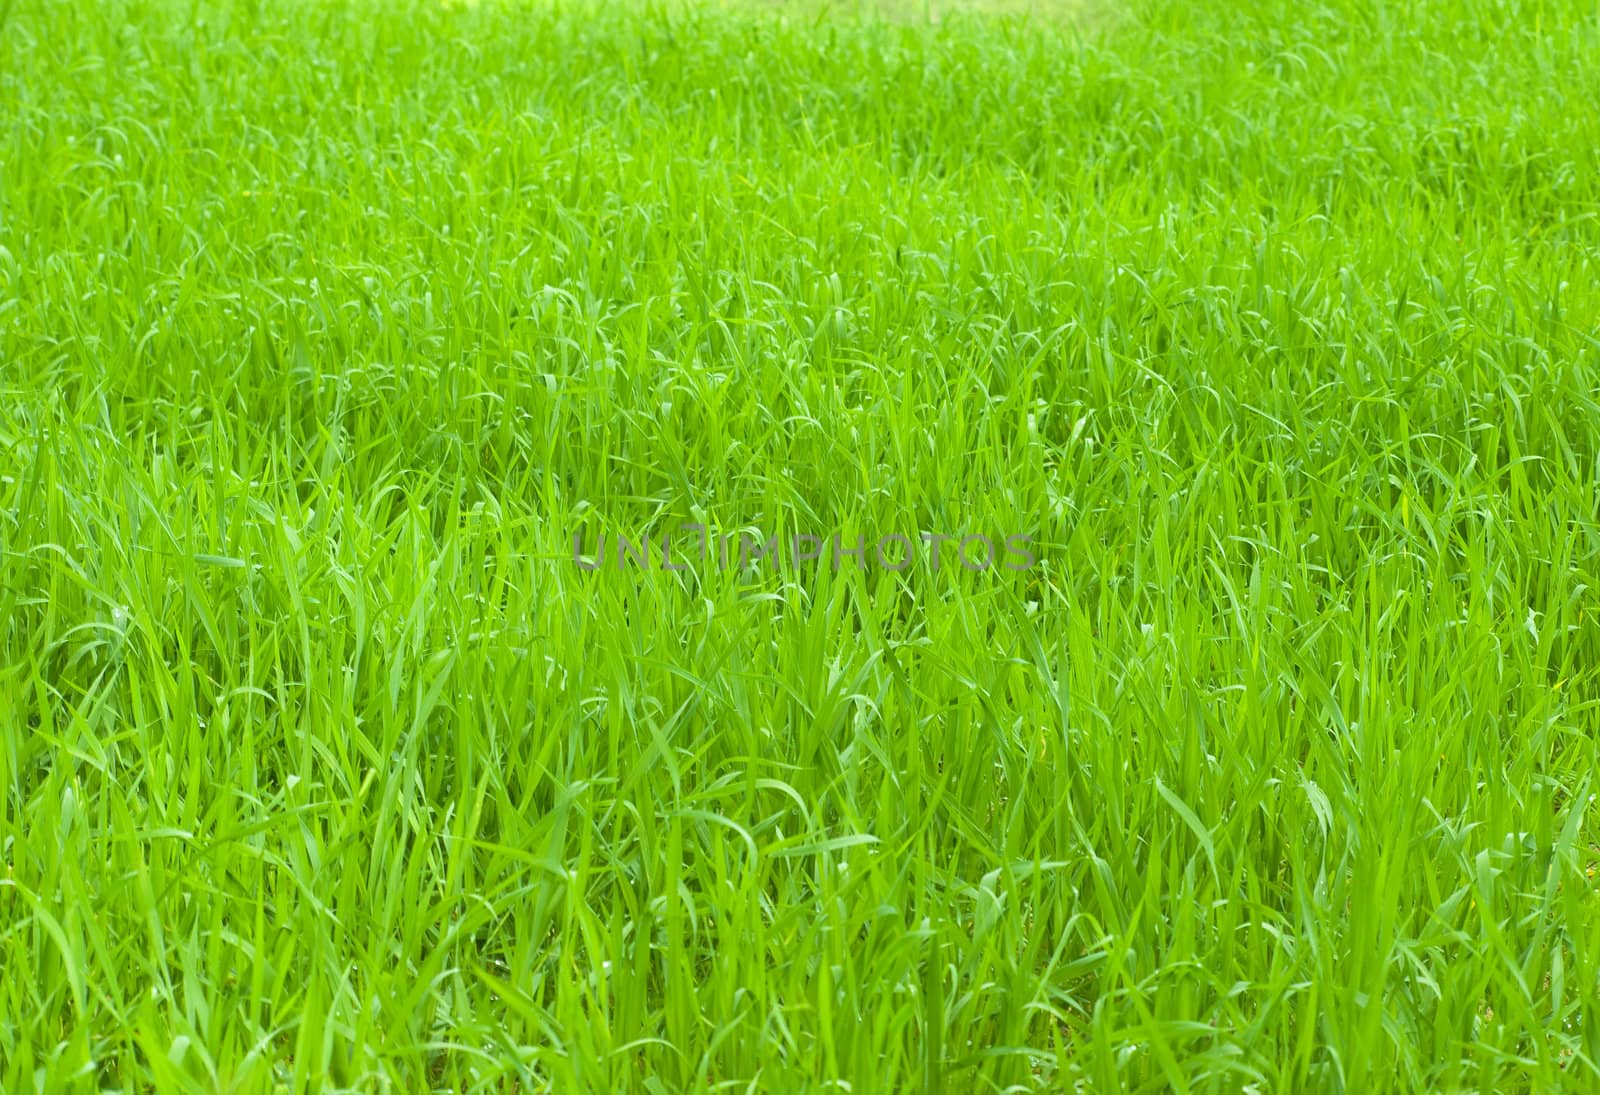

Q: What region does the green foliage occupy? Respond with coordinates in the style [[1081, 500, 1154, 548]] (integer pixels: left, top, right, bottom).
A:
[[2, 0, 1599, 1089]]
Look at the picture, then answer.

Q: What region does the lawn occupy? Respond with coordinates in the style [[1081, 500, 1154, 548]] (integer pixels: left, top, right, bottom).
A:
[[2, 0, 1599, 1089]]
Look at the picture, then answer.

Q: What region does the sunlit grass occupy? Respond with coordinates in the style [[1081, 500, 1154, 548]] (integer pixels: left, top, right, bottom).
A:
[[2, 0, 1599, 1090]]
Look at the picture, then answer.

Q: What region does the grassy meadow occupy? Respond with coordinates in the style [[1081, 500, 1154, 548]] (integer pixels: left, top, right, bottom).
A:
[[3, 0, 1600, 1089]]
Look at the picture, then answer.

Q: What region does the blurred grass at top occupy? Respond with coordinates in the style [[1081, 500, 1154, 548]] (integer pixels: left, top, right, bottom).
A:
[[3, 0, 1600, 1090]]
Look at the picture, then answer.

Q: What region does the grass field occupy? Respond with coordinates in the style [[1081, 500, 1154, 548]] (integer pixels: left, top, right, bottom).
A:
[[3, 0, 1600, 1089]]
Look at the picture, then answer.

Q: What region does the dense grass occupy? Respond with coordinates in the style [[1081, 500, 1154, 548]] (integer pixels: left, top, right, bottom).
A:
[[3, 0, 1600, 1089]]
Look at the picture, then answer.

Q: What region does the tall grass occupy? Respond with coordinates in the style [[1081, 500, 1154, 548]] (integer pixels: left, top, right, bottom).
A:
[[2, 0, 1599, 1089]]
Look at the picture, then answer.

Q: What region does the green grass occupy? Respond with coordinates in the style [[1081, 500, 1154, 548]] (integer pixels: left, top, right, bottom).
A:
[[3, 0, 1600, 1089]]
